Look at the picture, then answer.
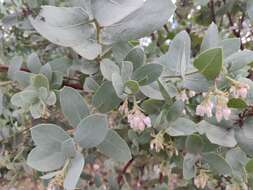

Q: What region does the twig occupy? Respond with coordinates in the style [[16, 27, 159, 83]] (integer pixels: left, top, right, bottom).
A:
[[223, 0, 245, 49], [117, 158, 134, 185], [159, 172, 164, 184], [209, 0, 216, 23], [0, 64, 84, 90], [238, 12, 245, 49], [163, 70, 199, 79]]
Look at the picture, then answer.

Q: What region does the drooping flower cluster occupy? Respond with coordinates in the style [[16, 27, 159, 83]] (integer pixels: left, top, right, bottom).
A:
[[196, 98, 214, 118], [177, 90, 196, 102], [230, 82, 250, 98], [196, 93, 231, 122], [119, 99, 152, 132], [195, 76, 251, 122], [215, 95, 231, 122], [128, 108, 152, 131]]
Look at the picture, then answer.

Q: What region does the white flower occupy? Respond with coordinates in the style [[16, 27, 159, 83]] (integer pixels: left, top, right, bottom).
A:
[[196, 99, 213, 118], [230, 83, 250, 98]]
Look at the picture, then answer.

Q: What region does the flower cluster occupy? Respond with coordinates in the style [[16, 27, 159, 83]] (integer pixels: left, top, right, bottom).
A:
[[215, 95, 231, 122], [195, 78, 251, 122], [128, 108, 151, 131], [177, 90, 196, 102], [196, 98, 213, 118], [230, 82, 250, 98], [196, 93, 231, 122]]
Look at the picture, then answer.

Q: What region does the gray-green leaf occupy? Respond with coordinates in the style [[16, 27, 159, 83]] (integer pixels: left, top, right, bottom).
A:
[[74, 114, 109, 148], [31, 123, 71, 149], [27, 147, 66, 172], [64, 152, 85, 190], [92, 81, 122, 113], [100, 59, 120, 81], [27, 52, 42, 73], [132, 64, 163, 86], [98, 130, 132, 163], [60, 87, 90, 127], [30, 6, 101, 60], [159, 31, 191, 78], [101, 0, 175, 44], [200, 22, 220, 52], [166, 118, 197, 136], [203, 153, 232, 175]]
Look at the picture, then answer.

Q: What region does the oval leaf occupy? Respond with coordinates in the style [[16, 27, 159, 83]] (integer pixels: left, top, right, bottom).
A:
[[203, 153, 232, 175], [193, 48, 223, 80], [92, 81, 122, 113], [74, 114, 109, 148], [60, 87, 90, 127], [27, 147, 66, 172], [64, 152, 85, 190], [132, 64, 163, 86], [98, 130, 132, 163]]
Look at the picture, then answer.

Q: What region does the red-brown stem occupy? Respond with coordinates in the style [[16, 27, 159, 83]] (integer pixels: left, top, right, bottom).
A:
[[159, 172, 164, 184], [117, 158, 134, 185], [0, 64, 84, 90]]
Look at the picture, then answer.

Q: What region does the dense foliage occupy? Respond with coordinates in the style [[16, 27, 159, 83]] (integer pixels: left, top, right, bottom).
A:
[[1, 0, 253, 189]]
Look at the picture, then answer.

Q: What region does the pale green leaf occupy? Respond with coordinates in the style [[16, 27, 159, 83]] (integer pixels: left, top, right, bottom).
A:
[[193, 48, 223, 80]]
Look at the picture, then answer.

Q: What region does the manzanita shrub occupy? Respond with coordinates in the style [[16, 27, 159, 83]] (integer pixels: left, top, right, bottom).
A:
[[2, 0, 253, 189]]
